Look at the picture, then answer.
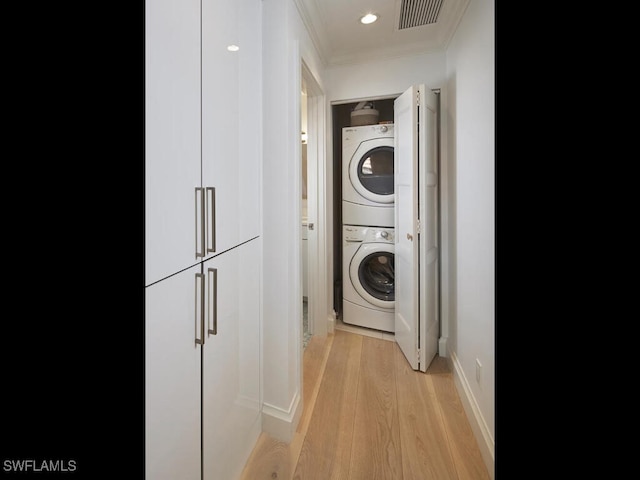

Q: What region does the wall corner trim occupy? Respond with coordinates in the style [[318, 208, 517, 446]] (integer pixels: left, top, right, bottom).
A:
[[451, 351, 495, 479], [261, 391, 302, 443], [438, 336, 448, 357], [327, 312, 336, 334]]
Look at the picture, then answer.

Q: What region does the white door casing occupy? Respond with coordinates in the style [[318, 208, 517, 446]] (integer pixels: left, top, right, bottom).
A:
[[301, 60, 328, 337], [420, 86, 440, 373]]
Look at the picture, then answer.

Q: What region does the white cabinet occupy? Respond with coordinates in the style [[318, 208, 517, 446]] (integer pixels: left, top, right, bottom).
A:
[[145, 0, 261, 286], [202, 239, 261, 480], [145, 242, 261, 480], [202, 0, 261, 257], [145, 0, 202, 286], [145, 0, 262, 478], [145, 264, 202, 480]]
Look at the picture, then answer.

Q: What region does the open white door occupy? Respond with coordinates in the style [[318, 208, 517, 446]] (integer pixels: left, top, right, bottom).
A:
[[394, 84, 439, 372]]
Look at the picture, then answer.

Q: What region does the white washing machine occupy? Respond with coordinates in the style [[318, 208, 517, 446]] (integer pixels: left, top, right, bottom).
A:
[[342, 225, 395, 332], [342, 124, 394, 227]]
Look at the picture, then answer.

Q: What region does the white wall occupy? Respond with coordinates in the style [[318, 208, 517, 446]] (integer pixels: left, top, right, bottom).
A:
[[261, 0, 326, 442], [445, 0, 495, 473], [326, 52, 446, 102]]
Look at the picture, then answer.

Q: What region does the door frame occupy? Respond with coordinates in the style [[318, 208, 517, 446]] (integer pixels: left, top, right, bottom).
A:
[[300, 60, 328, 338], [329, 89, 449, 358]]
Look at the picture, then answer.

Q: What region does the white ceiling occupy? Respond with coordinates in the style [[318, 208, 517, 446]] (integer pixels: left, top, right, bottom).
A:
[[295, 0, 470, 66]]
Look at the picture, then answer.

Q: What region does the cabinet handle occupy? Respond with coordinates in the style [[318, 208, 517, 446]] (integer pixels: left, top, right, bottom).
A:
[[207, 267, 217, 335], [195, 188, 206, 258], [206, 187, 216, 253], [195, 273, 205, 345]]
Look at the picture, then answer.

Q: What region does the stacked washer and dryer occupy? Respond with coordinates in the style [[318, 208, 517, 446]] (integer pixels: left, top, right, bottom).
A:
[[342, 123, 395, 333]]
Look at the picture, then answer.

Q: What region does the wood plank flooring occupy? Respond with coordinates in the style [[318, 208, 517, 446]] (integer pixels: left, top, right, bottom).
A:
[[240, 330, 491, 480]]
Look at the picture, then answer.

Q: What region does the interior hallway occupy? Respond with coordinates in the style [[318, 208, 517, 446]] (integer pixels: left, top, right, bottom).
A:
[[240, 329, 490, 479]]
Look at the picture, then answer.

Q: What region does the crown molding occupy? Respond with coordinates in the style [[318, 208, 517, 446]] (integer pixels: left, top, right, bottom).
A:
[[292, 0, 330, 67]]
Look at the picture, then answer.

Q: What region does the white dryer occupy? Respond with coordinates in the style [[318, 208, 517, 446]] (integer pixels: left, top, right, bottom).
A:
[[342, 225, 394, 332], [342, 124, 394, 227]]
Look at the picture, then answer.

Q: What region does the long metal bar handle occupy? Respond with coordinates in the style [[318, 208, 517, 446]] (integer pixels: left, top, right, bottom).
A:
[[206, 187, 216, 253], [207, 268, 217, 335], [195, 188, 206, 258], [195, 273, 205, 345]]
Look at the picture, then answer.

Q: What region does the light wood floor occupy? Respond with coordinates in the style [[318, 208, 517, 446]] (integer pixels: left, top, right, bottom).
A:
[[240, 330, 491, 480]]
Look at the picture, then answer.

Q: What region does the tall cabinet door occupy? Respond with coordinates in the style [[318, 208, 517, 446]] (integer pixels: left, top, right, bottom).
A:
[[394, 84, 439, 372], [202, 239, 261, 480], [145, 264, 203, 480], [145, 0, 202, 286], [201, 0, 261, 257]]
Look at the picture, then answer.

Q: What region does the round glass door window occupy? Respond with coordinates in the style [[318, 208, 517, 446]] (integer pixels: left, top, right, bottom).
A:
[[358, 251, 395, 302], [356, 146, 394, 196]]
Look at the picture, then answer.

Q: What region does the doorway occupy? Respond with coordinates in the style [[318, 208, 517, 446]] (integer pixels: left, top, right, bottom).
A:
[[300, 61, 327, 349], [301, 81, 311, 348], [330, 97, 396, 324]]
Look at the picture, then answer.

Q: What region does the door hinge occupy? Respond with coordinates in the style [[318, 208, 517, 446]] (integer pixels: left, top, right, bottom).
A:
[[417, 90, 420, 106], [417, 349, 421, 362], [416, 219, 421, 234]]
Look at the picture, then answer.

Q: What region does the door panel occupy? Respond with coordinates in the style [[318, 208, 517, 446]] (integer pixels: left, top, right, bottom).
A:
[[419, 91, 439, 370], [145, 265, 201, 480], [202, 0, 238, 256], [202, 239, 261, 480], [394, 84, 439, 372], [394, 85, 420, 370], [145, 0, 202, 285], [202, 0, 261, 257], [236, 0, 262, 243]]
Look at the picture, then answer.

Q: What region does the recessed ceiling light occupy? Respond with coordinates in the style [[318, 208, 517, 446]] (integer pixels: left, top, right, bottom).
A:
[[227, 44, 239, 52], [360, 13, 378, 24]]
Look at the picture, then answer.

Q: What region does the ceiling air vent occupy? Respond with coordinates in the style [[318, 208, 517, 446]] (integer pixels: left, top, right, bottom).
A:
[[398, 0, 444, 29]]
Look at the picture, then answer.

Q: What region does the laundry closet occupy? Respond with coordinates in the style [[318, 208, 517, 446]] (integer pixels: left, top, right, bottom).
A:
[[328, 77, 442, 373], [331, 97, 396, 325]]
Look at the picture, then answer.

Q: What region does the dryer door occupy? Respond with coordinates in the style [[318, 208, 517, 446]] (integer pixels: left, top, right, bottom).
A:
[[348, 138, 394, 204], [349, 243, 394, 309]]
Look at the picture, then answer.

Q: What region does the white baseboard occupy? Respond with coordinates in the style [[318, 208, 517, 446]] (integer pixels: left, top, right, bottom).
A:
[[450, 351, 495, 479], [261, 391, 302, 443], [335, 318, 395, 342], [327, 312, 336, 334], [438, 336, 448, 357]]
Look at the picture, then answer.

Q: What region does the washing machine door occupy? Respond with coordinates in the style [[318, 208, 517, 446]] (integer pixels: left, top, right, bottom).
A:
[[350, 243, 394, 309], [348, 138, 394, 204]]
